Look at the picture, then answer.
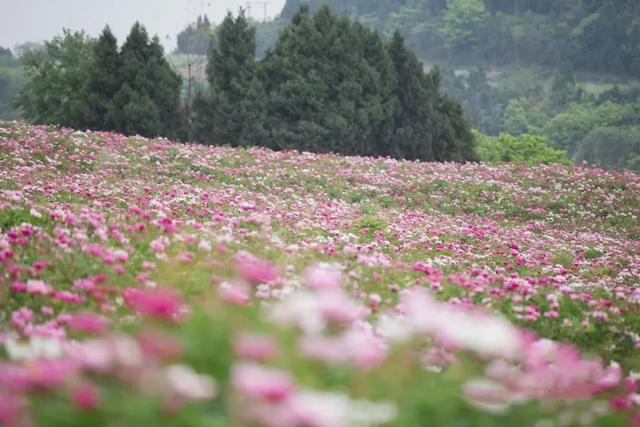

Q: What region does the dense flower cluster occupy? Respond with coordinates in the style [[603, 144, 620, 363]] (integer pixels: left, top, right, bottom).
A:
[[0, 122, 639, 426]]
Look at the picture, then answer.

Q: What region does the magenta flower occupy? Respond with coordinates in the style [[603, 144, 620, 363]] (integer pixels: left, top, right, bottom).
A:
[[66, 312, 109, 335], [124, 288, 184, 321], [70, 382, 101, 411], [235, 251, 278, 285]]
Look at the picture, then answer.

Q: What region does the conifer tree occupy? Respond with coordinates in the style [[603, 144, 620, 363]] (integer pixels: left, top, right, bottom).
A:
[[193, 10, 257, 145], [111, 23, 182, 138], [84, 26, 121, 131], [387, 30, 436, 160], [259, 6, 398, 155], [193, 5, 474, 161]]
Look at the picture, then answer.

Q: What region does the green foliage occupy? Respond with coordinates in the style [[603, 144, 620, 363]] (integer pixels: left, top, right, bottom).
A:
[[272, 0, 640, 169], [474, 131, 569, 165], [194, 7, 475, 161], [439, 0, 488, 52], [15, 30, 95, 128], [0, 48, 25, 120], [193, 10, 258, 146], [16, 25, 182, 139], [576, 126, 640, 171], [543, 101, 640, 163], [176, 15, 215, 55], [111, 23, 182, 138], [83, 26, 121, 131], [282, 0, 640, 77], [502, 98, 547, 136]]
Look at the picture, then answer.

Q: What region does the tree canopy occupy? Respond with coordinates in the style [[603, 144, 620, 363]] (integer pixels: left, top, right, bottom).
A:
[[15, 24, 182, 139], [281, 0, 640, 76], [176, 15, 215, 55], [194, 6, 475, 161]]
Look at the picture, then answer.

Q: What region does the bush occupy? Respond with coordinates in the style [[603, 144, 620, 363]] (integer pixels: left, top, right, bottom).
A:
[[474, 130, 569, 165]]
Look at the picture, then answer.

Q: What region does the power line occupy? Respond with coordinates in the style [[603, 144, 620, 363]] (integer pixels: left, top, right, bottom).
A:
[[245, 1, 268, 21]]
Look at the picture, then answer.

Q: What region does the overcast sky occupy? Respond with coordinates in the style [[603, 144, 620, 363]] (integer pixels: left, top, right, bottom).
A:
[[0, 0, 286, 51]]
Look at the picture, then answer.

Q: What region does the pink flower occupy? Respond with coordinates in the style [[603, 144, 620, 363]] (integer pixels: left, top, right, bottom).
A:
[[299, 323, 386, 370], [66, 312, 109, 335], [113, 249, 128, 263], [235, 251, 278, 285], [124, 288, 183, 321], [150, 236, 169, 253], [304, 264, 343, 290], [0, 393, 24, 426], [52, 291, 86, 304], [218, 281, 251, 306], [27, 359, 79, 390], [178, 251, 195, 264], [164, 364, 217, 402], [26, 280, 51, 295], [9, 282, 26, 293], [71, 382, 101, 410], [137, 330, 183, 360], [232, 362, 295, 402], [73, 278, 95, 292], [317, 291, 367, 325], [11, 308, 35, 330], [463, 378, 513, 413], [234, 335, 280, 362]]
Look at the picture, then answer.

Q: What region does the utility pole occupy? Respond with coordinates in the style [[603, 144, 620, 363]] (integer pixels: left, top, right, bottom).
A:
[[245, 1, 268, 21]]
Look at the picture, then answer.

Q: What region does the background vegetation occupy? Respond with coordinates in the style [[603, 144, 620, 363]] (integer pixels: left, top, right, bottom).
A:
[[3, 0, 639, 168], [175, 0, 640, 169]]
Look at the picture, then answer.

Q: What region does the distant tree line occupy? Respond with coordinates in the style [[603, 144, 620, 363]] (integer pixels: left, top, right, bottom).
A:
[[191, 6, 474, 161], [444, 65, 640, 171], [176, 15, 216, 55], [15, 7, 476, 162], [15, 25, 182, 139], [0, 47, 25, 120], [281, 0, 640, 77]]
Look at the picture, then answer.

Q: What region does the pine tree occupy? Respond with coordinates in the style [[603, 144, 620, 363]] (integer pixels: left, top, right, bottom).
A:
[[193, 10, 257, 145], [387, 30, 436, 160], [84, 26, 121, 131], [193, 5, 475, 161], [111, 23, 182, 138], [258, 6, 397, 156]]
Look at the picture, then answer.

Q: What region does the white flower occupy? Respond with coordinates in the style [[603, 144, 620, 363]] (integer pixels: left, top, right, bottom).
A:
[[198, 239, 212, 252], [164, 364, 217, 401], [291, 391, 397, 427], [5, 337, 62, 361]]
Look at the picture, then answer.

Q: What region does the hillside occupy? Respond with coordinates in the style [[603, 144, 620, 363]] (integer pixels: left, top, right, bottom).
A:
[[1, 122, 640, 426], [279, 0, 640, 76]]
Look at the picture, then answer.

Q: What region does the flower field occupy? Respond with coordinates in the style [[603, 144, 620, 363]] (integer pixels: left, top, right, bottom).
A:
[[1, 121, 640, 426]]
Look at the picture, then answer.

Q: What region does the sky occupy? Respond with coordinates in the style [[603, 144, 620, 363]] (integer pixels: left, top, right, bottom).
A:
[[0, 0, 287, 51]]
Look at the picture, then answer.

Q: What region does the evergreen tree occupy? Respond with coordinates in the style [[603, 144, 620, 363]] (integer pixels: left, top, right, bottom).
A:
[[386, 32, 475, 161], [259, 6, 399, 156], [387, 30, 436, 160], [194, 6, 473, 161], [84, 26, 121, 131], [193, 10, 257, 145], [111, 23, 182, 138]]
